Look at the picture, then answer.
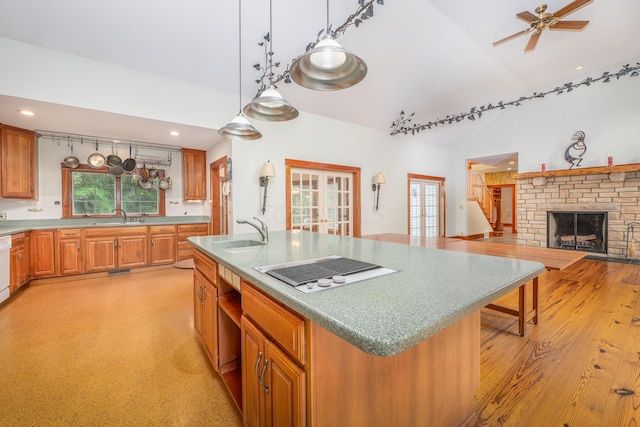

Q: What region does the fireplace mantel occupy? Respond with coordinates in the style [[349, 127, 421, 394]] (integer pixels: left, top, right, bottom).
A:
[[514, 163, 640, 179]]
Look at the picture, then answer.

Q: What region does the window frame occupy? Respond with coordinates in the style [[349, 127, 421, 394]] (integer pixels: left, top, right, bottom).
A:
[[61, 164, 166, 218]]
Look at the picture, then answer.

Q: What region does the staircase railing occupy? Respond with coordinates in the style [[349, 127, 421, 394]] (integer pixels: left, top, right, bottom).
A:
[[467, 172, 493, 224]]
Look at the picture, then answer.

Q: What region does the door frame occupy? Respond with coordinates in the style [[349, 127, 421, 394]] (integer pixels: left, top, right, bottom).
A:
[[285, 159, 362, 237], [407, 173, 446, 237], [209, 156, 228, 235]]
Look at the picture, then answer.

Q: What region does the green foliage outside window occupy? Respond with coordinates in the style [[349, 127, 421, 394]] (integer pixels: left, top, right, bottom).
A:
[[71, 171, 159, 216]]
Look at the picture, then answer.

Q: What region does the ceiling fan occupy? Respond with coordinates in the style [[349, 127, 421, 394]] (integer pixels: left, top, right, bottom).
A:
[[493, 0, 593, 53]]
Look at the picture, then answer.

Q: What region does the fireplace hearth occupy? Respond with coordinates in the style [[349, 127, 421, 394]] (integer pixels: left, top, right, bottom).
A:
[[547, 212, 608, 254]]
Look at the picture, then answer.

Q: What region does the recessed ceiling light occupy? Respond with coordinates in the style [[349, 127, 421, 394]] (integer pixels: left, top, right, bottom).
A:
[[509, 161, 515, 164], [170, 131, 179, 136], [18, 109, 34, 116], [113, 139, 120, 143], [575, 65, 584, 70]]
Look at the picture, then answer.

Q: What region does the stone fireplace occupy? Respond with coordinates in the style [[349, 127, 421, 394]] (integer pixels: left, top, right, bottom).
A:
[[547, 211, 608, 253], [515, 166, 640, 260]]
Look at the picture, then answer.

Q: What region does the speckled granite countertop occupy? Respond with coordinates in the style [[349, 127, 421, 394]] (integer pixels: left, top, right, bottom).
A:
[[0, 216, 210, 236], [189, 230, 545, 357]]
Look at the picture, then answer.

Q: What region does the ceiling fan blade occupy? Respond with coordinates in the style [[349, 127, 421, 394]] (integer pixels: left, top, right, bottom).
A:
[[516, 11, 538, 23], [524, 31, 541, 52], [550, 20, 590, 30], [493, 29, 531, 47], [553, 0, 593, 20]]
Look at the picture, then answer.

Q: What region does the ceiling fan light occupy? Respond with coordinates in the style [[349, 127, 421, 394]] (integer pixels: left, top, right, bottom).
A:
[[243, 86, 299, 121], [218, 113, 262, 140], [289, 36, 367, 91]]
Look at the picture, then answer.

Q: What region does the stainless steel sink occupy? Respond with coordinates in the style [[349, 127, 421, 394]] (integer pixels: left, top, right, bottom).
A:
[[210, 239, 266, 249]]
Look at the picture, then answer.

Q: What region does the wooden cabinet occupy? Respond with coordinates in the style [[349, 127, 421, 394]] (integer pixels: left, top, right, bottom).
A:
[[0, 124, 36, 199], [30, 230, 56, 278], [241, 283, 306, 427], [84, 226, 148, 272], [117, 234, 149, 268], [177, 223, 209, 260], [241, 316, 306, 427], [58, 229, 83, 276], [193, 250, 220, 369], [182, 148, 206, 201], [149, 225, 176, 265], [9, 232, 29, 293]]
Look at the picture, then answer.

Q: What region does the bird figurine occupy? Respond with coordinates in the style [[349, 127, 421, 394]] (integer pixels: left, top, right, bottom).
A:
[[564, 131, 587, 169]]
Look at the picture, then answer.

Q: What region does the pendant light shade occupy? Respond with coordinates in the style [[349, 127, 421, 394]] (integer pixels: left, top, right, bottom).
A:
[[243, 0, 298, 121], [219, 0, 262, 140], [243, 86, 299, 121], [289, 0, 367, 91], [289, 35, 367, 90], [218, 113, 262, 140]]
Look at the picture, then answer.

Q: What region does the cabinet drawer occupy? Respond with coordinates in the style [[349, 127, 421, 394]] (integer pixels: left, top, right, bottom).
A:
[[149, 224, 176, 234], [193, 249, 217, 283], [58, 228, 83, 238], [242, 282, 306, 365], [177, 223, 209, 236], [11, 233, 26, 245]]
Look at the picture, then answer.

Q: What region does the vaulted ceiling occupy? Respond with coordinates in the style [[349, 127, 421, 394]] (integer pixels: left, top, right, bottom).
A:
[[1, 0, 639, 150]]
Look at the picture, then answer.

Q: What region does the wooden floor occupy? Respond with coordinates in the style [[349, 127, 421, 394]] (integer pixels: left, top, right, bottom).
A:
[[1, 259, 639, 426], [466, 258, 640, 426]]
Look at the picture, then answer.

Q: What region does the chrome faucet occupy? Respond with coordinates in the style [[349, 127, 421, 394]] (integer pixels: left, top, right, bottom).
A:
[[237, 217, 268, 242], [112, 208, 127, 223]]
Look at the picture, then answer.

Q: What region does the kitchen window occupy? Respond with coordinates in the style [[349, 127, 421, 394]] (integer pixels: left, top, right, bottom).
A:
[[61, 165, 165, 218]]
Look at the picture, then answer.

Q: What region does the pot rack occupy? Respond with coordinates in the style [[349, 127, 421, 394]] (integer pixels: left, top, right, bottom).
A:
[[36, 129, 182, 163]]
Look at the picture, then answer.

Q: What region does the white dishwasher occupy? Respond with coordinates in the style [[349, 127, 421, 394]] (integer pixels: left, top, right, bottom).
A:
[[0, 235, 11, 304]]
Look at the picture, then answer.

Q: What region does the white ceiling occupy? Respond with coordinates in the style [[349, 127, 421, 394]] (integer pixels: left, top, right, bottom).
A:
[[1, 0, 639, 152]]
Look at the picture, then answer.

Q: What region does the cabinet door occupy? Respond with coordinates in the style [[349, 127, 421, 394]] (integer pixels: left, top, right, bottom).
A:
[[150, 233, 176, 265], [194, 270, 205, 340], [242, 316, 265, 427], [182, 148, 206, 201], [84, 237, 117, 272], [59, 238, 83, 275], [202, 277, 218, 369], [264, 340, 306, 427], [9, 246, 22, 293], [1, 125, 35, 199], [117, 235, 149, 268], [30, 230, 56, 277]]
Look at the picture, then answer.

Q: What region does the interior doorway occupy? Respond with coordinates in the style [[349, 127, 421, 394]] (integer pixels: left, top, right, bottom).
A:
[[408, 174, 446, 237], [210, 156, 229, 235]]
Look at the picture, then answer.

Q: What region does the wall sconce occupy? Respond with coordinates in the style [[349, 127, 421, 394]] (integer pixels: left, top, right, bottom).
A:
[[259, 161, 276, 215], [372, 172, 386, 211]]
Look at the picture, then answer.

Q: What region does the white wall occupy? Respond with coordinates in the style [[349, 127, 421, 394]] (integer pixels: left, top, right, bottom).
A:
[[222, 114, 459, 236]]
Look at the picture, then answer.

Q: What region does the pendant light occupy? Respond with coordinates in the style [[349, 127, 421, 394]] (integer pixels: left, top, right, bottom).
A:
[[219, 0, 262, 140], [243, 0, 299, 121], [288, 0, 367, 91]]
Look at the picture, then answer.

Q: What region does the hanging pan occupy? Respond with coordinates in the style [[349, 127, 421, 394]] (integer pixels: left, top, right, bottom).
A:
[[138, 178, 153, 189], [122, 145, 137, 173], [62, 140, 80, 169], [106, 144, 122, 166], [87, 140, 106, 168]]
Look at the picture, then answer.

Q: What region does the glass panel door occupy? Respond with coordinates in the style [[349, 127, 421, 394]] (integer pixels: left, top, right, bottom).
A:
[[291, 168, 353, 236], [409, 179, 443, 237]]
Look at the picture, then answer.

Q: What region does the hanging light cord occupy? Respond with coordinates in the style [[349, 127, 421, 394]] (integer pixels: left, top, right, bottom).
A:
[[237, 0, 243, 113], [268, 0, 274, 85], [326, 0, 330, 34]]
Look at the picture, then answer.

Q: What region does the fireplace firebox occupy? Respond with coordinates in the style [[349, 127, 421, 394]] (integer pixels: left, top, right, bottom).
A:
[[547, 211, 608, 254]]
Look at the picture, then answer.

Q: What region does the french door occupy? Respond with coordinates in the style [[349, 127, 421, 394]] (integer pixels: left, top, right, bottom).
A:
[[289, 168, 353, 236], [408, 174, 445, 237]]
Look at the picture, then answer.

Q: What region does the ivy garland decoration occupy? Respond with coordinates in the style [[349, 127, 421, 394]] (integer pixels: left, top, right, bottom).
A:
[[390, 62, 640, 136], [252, 0, 384, 97]]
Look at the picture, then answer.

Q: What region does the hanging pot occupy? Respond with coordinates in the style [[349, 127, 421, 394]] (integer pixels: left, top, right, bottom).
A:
[[138, 178, 153, 189], [63, 142, 80, 168], [108, 164, 125, 176], [106, 144, 122, 166], [158, 174, 170, 191], [148, 164, 159, 179], [139, 163, 150, 180], [122, 145, 137, 173], [88, 141, 106, 168]]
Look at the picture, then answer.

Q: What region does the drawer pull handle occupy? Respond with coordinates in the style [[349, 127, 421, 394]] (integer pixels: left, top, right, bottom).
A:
[[255, 351, 263, 382]]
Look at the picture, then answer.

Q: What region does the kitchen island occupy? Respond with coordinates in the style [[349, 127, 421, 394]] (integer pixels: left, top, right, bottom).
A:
[[189, 230, 545, 426]]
